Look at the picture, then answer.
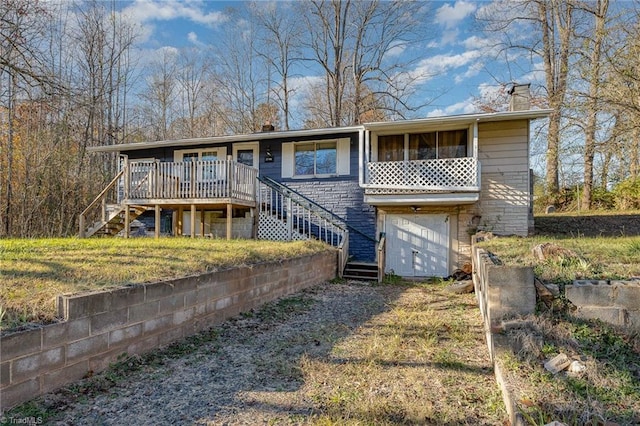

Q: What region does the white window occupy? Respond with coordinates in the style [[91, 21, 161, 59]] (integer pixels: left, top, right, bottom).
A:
[[175, 147, 227, 181], [232, 142, 259, 169], [282, 138, 350, 178]]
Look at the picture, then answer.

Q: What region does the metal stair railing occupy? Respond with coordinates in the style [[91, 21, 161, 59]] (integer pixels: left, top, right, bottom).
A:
[[257, 175, 375, 243], [257, 176, 354, 276]]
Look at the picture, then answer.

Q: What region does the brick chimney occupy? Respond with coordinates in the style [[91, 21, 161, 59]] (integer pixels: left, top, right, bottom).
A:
[[508, 83, 531, 111]]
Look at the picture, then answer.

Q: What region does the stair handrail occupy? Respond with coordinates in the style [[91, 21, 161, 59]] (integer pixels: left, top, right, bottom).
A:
[[377, 232, 386, 283], [79, 169, 125, 237], [257, 175, 376, 242]]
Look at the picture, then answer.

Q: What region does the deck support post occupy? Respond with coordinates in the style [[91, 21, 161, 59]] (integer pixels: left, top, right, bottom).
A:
[[190, 204, 196, 238], [124, 204, 130, 238], [200, 209, 205, 237], [177, 207, 183, 236], [155, 205, 160, 238], [250, 207, 257, 239], [226, 204, 232, 240]]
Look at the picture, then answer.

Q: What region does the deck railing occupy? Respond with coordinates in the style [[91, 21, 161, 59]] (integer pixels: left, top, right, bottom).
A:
[[125, 160, 257, 202], [364, 157, 480, 191]]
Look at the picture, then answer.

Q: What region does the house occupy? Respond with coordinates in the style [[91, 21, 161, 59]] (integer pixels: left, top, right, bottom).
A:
[[82, 84, 551, 279]]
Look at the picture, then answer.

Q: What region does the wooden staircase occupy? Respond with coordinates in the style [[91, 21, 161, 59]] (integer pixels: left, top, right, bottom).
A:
[[342, 261, 378, 281], [85, 204, 148, 237]]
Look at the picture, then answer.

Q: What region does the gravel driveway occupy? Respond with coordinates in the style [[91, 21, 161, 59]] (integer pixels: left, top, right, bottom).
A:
[[40, 281, 505, 425]]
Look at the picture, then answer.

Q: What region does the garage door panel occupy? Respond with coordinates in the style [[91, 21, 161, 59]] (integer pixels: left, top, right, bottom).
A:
[[385, 214, 449, 277]]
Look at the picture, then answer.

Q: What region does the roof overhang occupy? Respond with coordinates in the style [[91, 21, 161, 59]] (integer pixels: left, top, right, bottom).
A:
[[89, 109, 552, 153], [88, 126, 362, 153], [361, 109, 552, 133]]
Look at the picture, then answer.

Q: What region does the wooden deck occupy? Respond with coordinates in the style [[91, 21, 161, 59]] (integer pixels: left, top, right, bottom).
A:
[[80, 159, 258, 238]]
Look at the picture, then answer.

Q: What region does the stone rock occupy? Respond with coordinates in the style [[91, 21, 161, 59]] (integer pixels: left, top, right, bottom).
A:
[[532, 242, 579, 262], [568, 360, 586, 374], [446, 280, 474, 294], [534, 277, 555, 307], [544, 353, 571, 374]]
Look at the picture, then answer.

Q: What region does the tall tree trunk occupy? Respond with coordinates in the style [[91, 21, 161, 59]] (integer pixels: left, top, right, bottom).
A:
[[582, 0, 609, 210], [539, 0, 573, 202]]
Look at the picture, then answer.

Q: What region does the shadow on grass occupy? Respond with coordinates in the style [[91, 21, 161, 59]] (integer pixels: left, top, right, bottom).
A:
[[4, 280, 503, 425]]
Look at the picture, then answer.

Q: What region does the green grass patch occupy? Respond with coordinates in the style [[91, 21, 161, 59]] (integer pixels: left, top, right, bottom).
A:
[[0, 237, 330, 331], [476, 235, 640, 285]]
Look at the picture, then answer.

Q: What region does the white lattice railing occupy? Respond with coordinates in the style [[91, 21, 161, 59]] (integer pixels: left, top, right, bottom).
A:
[[124, 160, 257, 202], [364, 157, 480, 191]]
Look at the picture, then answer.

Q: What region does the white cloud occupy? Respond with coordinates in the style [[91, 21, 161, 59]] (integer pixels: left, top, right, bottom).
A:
[[187, 31, 207, 48], [118, 0, 228, 44], [435, 1, 477, 29], [410, 50, 483, 83], [462, 35, 491, 50], [121, 0, 228, 26], [427, 98, 477, 117]]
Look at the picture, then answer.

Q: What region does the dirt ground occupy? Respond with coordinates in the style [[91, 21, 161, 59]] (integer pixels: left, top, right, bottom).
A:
[[29, 281, 506, 425], [535, 213, 640, 237]]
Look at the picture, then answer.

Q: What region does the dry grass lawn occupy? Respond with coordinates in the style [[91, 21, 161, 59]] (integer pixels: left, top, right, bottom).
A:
[[0, 238, 329, 331]]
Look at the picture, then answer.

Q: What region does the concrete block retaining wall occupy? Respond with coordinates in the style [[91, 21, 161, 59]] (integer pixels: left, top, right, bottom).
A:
[[0, 251, 336, 411], [471, 237, 536, 426], [472, 240, 536, 331], [566, 280, 640, 330]]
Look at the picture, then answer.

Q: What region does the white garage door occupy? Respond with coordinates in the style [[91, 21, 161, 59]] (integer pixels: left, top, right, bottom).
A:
[[386, 214, 450, 277]]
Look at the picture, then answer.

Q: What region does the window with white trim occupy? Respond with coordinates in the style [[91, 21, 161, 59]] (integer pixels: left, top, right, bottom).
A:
[[175, 147, 227, 181], [377, 129, 469, 161], [282, 138, 350, 178]]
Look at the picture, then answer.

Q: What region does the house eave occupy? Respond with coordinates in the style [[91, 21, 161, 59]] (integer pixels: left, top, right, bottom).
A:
[[361, 109, 552, 133], [88, 109, 552, 154], [88, 126, 363, 153]]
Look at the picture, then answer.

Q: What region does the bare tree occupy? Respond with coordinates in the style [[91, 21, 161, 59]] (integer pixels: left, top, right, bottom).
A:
[[140, 47, 178, 140], [577, 0, 609, 209], [175, 48, 211, 138], [479, 0, 576, 203], [0, 0, 53, 236], [301, 0, 432, 127], [212, 7, 270, 134], [250, 1, 302, 131]]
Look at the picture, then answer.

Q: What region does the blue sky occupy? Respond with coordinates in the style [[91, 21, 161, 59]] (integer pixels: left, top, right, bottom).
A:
[[114, 0, 541, 121]]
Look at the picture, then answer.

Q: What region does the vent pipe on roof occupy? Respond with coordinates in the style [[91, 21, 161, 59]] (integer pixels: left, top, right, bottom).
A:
[[508, 83, 531, 111]]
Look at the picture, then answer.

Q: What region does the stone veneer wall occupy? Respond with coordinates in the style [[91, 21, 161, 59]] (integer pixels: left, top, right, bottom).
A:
[[0, 251, 336, 411]]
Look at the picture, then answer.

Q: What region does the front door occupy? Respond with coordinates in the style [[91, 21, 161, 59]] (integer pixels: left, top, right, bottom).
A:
[[385, 214, 449, 277], [233, 142, 259, 169]]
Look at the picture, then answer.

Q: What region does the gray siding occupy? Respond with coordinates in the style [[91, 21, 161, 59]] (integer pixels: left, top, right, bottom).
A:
[[477, 120, 530, 236]]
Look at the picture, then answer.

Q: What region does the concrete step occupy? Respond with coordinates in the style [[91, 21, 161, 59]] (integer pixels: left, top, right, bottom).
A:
[[343, 262, 378, 281]]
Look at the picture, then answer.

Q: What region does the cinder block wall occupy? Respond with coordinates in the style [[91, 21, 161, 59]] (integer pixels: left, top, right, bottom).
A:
[[0, 251, 336, 411], [566, 280, 640, 329], [471, 237, 535, 360]]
